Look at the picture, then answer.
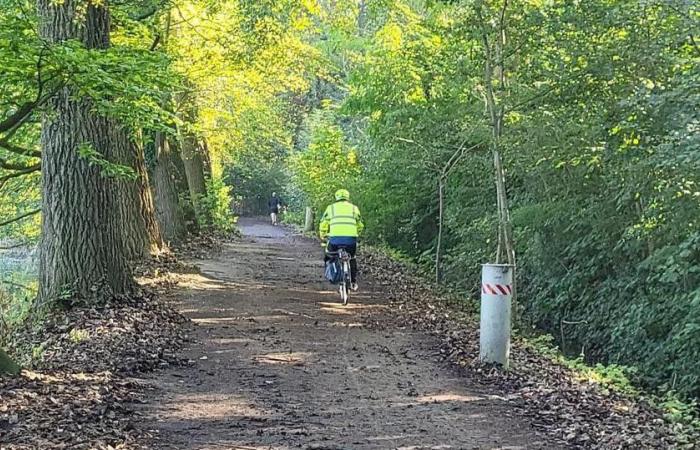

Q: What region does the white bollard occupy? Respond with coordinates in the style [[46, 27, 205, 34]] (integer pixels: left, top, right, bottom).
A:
[[304, 207, 314, 232], [480, 263, 514, 368]]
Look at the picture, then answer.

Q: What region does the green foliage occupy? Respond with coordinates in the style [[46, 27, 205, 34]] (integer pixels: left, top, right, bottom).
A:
[[525, 333, 700, 428], [77, 143, 137, 180], [199, 177, 236, 232], [282, 0, 700, 401], [657, 392, 700, 428], [68, 328, 89, 344], [0, 268, 37, 345], [288, 107, 361, 214]]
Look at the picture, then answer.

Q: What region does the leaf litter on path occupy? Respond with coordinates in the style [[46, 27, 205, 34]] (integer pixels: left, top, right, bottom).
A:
[[359, 249, 699, 450], [0, 233, 232, 449]]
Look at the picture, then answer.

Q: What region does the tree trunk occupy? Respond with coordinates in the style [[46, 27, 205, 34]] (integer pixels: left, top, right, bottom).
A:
[[0, 348, 20, 376], [170, 138, 200, 233], [38, 0, 134, 301], [112, 126, 164, 259], [176, 91, 210, 227], [134, 133, 165, 253], [435, 178, 444, 284], [153, 131, 187, 244], [200, 138, 212, 179], [478, 2, 515, 267], [180, 129, 209, 226]]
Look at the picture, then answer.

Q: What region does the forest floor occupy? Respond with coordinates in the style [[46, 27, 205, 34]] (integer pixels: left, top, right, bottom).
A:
[[138, 218, 555, 449], [2, 219, 695, 449]]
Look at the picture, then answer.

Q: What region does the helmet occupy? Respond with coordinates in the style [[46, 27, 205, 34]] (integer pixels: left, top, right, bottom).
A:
[[334, 189, 350, 201]]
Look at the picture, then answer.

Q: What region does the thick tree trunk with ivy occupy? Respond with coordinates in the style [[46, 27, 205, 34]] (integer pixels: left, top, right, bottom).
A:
[[0, 348, 20, 376], [153, 132, 187, 244], [37, 0, 133, 301]]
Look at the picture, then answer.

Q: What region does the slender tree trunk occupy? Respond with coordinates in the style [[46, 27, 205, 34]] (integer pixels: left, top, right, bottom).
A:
[[153, 131, 187, 244], [357, 0, 367, 35], [38, 0, 133, 301], [435, 178, 444, 283], [478, 1, 515, 268]]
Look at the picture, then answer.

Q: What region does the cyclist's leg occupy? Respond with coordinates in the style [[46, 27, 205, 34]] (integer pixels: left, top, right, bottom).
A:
[[347, 242, 358, 283]]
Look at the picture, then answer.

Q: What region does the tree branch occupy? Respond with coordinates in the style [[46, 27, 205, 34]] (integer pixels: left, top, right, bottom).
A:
[[0, 157, 40, 171], [0, 138, 41, 159], [0, 102, 38, 134], [689, 34, 700, 57], [0, 165, 40, 189], [0, 208, 40, 228]]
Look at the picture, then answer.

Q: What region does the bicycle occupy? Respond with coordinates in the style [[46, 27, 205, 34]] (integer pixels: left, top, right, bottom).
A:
[[325, 247, 352, 305]]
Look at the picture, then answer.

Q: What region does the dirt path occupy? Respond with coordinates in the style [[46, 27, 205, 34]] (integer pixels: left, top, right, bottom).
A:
[[140, 219, 556, 449]]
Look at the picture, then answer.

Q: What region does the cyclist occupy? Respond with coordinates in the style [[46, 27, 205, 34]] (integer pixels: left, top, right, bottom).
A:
[[319, 189, 364, 291]]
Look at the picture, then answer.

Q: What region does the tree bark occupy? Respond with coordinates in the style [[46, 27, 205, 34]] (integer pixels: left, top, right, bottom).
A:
[[170, 138, 200, 233], [112, 126, 164, 259], [38, 0, 134, 301], [153, 131, 187, 244], [134, 135, 165, 253], [477, 1, 515, 267], [175, 88, 210, 227], [435, 178, 444, 283], [178, 115, 210, 226]]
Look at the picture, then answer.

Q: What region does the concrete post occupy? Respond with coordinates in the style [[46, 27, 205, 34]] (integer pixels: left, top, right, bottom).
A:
[[480, 263, 514, 368], [304, 207, 314, 232]]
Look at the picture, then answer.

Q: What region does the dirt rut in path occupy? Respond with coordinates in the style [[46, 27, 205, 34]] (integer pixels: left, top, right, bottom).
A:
[[140, 219, 556, 449]]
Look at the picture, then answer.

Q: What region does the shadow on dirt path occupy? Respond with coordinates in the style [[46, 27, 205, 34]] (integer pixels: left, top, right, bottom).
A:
[[140, 218, 557, 449]]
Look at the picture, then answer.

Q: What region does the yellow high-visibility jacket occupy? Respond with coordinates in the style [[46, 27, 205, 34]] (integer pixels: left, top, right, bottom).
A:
[[319, 200, 364, 239]]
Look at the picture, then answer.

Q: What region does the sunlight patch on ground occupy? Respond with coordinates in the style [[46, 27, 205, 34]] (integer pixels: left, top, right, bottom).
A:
[[172, 273, 229, 291], [365, 434, 423, 442], [417, 393, 483, 403], [319, 302, 386, 315], [221, 444, 291, 450], [397, 446, 455, 450], [208, 337, 255, 345], [328, 321, 364, 327], [21, 370, 110, 384], [160, 393, 269, 420], [192, 315, 287, 325], [253, 352, 312, 365]]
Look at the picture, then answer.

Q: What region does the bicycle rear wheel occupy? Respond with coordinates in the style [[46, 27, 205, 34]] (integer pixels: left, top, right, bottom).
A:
[[341, 260, 351, 305]]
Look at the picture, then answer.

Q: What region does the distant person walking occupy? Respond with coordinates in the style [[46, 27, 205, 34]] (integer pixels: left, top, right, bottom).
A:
[[268, 192, 283, 226]]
